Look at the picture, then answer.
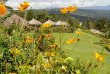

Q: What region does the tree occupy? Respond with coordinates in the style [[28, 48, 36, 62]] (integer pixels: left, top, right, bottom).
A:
[[26, 9, 34, 21], [96, 18, 109, 31], [36, 9, 49, 23], [34, 10, 40, 20], [49, 13, 59, 22], [59, 13, 67, 21], [13, 11, 25, 18], [87, 18, 95, 29]]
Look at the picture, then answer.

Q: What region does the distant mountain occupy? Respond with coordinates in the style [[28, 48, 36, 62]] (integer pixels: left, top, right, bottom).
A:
[[46, 8, 110, 21], [79, 5, 110, 10]]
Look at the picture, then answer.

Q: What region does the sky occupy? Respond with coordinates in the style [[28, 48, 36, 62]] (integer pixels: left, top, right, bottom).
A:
[[3, 0, 110, 10]]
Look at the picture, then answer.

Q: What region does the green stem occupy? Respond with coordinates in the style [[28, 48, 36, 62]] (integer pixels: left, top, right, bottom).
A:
[[68, 35, 79, 54], [19, 11, 27, 34]]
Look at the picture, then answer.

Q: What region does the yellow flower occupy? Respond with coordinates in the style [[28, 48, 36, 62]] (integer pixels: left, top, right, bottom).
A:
[[45, 33, 51, 37], [94, 53, 100, 59], [76, 31, 83, 34], [41, 23, 51, 28], [17, 1, 30, 11], [26, 65, 33, 68], [55, 43, 58, 46], [94, 53, 104, 62], [66, 38, 75, 44], [44, 63, 51, 68], [60, 7, 68, 13], [9, 73, 17, 74], [71, 6, 77, 12], [10, 49, 20, 55], [60, 6, 77, 13], [50, 53, 54, 57], [0, 0, 7, 15]]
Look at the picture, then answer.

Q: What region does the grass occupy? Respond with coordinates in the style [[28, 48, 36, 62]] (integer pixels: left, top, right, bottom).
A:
[[53, 32, 110, 74]]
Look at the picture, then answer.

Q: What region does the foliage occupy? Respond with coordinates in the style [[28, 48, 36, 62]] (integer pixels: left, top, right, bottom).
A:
[[26, 9, 34, 21], [0, 24, 103, 74]]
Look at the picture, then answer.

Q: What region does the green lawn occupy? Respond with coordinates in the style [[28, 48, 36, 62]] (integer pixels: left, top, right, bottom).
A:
[[53, 32, 110, 74]]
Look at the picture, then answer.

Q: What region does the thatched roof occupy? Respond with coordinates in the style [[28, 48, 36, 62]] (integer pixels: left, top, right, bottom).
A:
[[56, 20, 68, 26], [28, 18, 42, 25], [3, 14, 28, 26], [43, 19, 56, 25], [90, 29, 102, 34]]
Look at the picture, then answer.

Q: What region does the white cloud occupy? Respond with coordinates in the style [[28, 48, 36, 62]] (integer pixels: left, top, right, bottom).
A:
[[5, 0, 110, 10]]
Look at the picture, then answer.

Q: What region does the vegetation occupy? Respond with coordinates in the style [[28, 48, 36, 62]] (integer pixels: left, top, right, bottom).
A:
[[0, 1, 110, 74]]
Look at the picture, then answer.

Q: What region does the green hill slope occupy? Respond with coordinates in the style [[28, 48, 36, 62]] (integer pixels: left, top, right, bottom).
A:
[[47, 9, 110, 21], [53, 32, 110, 74]]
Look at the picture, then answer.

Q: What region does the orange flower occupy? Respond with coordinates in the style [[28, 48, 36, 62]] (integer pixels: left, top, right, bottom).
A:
[[41, 23, 51, 28], [66, 38, 75, 44], [38, 70, 40, 72], [17, 1, 30, 11], [76, 31, 83, 34], [45, 33, 51, 37], [94, 53, 104, 62], [104, 24, 107, 27], [98, 56, 104, 61], [46, 52, 51, 55], [50, 45, 55, 48], [24, 40, 32, 43], [0, 0, 7, 15], [60, 6, 77, 13], [38, 37, 41, 42], [10, 49, 20, 55]]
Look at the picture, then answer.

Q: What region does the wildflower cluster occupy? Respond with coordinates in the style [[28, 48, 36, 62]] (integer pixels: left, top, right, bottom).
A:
[[0, 1, 107, 74], [66, 38, 75, 44], [94, 53, 104, 61]]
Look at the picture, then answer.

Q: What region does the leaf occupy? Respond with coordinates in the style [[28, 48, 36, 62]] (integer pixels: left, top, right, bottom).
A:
[[64, 57, 74, 63], [75, 70, 81, 74]]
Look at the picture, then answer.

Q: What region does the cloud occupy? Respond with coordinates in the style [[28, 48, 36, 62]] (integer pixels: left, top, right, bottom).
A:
[[5, 0, 110, 10]]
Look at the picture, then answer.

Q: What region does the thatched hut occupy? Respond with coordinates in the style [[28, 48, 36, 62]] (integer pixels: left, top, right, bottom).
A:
[[43, 19, 56, 26], [28, 18, 42, 27], [56, 20, 68, 27], [3, 14, 28, 26]]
